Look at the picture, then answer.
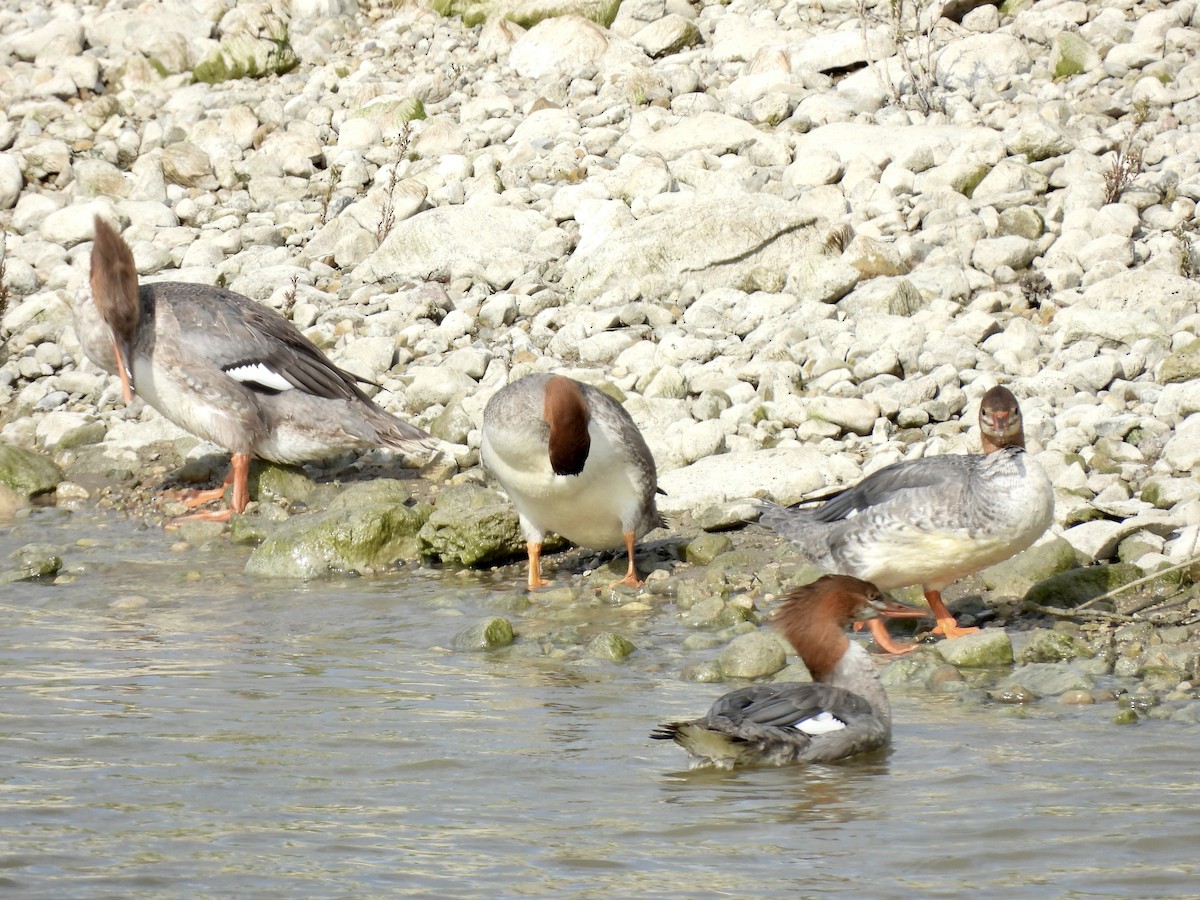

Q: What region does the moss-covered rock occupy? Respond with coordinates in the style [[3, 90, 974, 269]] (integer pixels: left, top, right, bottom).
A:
[[244, 480, 431, 578], [585, 631, 636, 661], [348, 97, 427, 130], [0, 442, 63, 498], [433, 0, 621, 28], [1017, 628, 1096, 664], [194, 27, 298, 84], [248, 461, 318, 506], [981, 536, 1078, 596], [1051, 31, 1100, 79], [1159, 341, 1200, 384], [418, 483, 542, 566], [879, 651, 946, 689], [934, 628, 1014, 667], [718, 629, 788, 679], [2, 542, 63, 583], [453, 616, 516, 650], [684, 532, 733, 566], [1023, 563, 1144, 610]]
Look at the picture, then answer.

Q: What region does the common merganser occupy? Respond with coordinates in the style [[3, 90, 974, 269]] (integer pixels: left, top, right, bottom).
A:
[[76, 217, 434, 521], [652, 575, 920, 768], [481, 373, 661, 589], [760, 386, 1054, 651]]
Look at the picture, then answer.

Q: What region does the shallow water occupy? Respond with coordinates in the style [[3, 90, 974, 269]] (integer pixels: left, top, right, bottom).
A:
[[2, 508, 1199, 898]]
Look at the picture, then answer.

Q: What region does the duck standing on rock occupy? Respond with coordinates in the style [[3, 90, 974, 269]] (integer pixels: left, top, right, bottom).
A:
[[652, 575, 923, 768], [760, 386, 1054, 651], [76, 216, 435, 521], [481, 373, 662, 590]]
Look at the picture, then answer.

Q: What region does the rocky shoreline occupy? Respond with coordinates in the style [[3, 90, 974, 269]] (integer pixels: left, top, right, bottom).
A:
[[3, 0, 1200, 721]]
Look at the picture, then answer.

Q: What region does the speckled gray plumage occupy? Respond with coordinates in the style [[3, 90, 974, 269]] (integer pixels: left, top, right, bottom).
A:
[[759, 446, 1054, 592], [75, 278, 432, 463]]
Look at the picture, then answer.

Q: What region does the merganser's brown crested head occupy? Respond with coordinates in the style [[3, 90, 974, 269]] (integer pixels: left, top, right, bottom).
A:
[[772, 575, 919, 680], [544, 374, 591, 476], [89, 216, 140, 404], [979, 385, 1025, 455]]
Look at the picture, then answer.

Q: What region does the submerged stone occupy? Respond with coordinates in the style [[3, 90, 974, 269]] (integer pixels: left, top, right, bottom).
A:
[[997, 662, 1095, 696], [680, 659, 724, 682], [585, 631, 636, 661], [2, 542, 63, 583], [453, 616, 515, 650]]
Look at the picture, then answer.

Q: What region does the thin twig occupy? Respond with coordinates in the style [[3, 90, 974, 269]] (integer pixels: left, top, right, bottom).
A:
[[1025, 602, 1142, 624], [1076, 554, 1199, 611]]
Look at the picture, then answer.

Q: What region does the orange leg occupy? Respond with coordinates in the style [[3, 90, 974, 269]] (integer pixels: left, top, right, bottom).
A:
[[171, 454, 250, 523], [228, 453, 251, 514], [926, 588, 979, 639], [608, 531, 643, 589], [526, 541, 550, 590], [860, 618, 916, 655]]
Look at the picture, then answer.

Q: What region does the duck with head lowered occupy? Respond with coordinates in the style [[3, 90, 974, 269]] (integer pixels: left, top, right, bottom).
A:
[[76, 216, 435, 520], [652, 575, 923, 768], [759, 386, 1054, 652], [481, 373, 662, 590]]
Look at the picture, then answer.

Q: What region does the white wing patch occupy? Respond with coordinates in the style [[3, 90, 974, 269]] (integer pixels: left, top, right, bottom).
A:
[[225, 363, 293, 392], [792, 711, 847, 735]]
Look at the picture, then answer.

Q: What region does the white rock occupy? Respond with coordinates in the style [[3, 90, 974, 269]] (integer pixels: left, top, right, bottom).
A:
[[656, 446, 859, 515], [0, 154, 22, 209], [972, 236, 1039, 274], [1162, 414, 1200, 472], [38, 201, 118, 247], [626, 110, 791, 166], [406, 365, 477, 408], [509, 16, 611, 80], [937, 33, 1032, 91], [362, 206, 552, 290], [565, 195, 820, 303]]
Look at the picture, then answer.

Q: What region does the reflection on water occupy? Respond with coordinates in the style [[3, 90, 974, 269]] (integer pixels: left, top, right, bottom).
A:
[[2, 508, 1199, 897]]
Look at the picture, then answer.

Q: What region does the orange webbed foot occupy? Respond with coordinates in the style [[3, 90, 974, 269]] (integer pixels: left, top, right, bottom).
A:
[[862, 617, 917, 655], [608, 573, 644, 590], [932, 619, 980, 639], [171, 507, 234, 524]]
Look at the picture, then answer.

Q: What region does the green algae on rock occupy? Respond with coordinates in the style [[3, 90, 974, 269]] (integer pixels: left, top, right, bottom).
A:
[[418, 483, 547, 567], [1017, 628, 1096, 664], [585, 631, 636, 662], [981, 536, 1078, 597], [244, 480, 431, 578], [1023, 563, 1151, 611], [0, 442, 63, 498], [453, 616, 515, 651], [934, 629, 1015, 667], [193, 27, 299, 84], [2, 542, 63, 583], [432, 0, 621, 28], [717, 629, 788, 680]]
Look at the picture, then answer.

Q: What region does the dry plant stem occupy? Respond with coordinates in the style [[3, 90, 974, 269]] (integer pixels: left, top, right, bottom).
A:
[[1075, 554, 1200, 611]]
